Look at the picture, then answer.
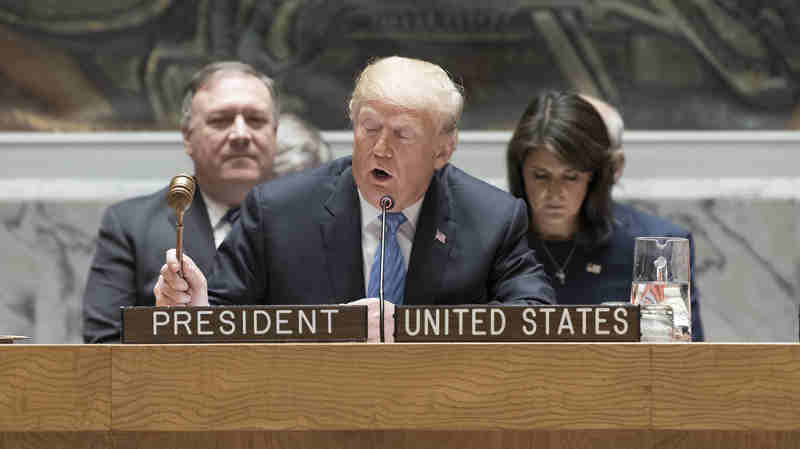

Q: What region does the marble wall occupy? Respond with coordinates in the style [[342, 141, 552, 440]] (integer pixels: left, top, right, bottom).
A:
[[0, 201, 104, 343]]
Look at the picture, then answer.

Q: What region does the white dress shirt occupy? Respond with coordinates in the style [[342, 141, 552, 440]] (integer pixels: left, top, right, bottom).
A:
[[200, 191, 236, 249], [358, 190, 424, 292]]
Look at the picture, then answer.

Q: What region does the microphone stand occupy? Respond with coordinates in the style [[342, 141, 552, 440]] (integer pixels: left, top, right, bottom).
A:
[[378, 195, 393, 343]]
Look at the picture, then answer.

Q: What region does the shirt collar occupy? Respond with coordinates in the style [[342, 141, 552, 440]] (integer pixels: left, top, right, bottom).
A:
[[200, 190, 234, 228], [357, 189, 424, 235]]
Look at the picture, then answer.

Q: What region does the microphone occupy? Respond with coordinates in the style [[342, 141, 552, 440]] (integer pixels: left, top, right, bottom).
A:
[[167, 174, 196, 277], [380, 195, 394, 210], [377, 194, 394, 342]]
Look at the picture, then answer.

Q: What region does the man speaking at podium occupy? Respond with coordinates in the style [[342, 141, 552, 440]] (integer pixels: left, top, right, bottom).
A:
[[154, 56, 555, 341]]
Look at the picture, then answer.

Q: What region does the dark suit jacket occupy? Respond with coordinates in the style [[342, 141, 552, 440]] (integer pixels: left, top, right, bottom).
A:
[[209, 157, 555, 306], [528, 202, 704, 341], [83, 187, 217, 343]]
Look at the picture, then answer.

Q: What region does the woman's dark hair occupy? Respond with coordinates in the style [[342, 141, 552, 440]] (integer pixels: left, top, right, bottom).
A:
[[506, 91, 616, 247]]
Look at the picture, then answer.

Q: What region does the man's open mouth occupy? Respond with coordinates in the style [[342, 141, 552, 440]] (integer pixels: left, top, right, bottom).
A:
[[372, 168, 392, 180]]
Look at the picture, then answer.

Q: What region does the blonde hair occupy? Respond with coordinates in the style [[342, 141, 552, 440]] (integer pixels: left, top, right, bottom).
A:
[[348, 56, 464, 135]]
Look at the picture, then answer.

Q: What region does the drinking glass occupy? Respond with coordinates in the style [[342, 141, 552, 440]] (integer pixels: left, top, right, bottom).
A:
[[630, 237, 691, 341]]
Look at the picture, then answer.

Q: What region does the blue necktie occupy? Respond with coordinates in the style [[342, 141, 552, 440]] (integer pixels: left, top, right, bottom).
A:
[[367, 212, 407, 304]]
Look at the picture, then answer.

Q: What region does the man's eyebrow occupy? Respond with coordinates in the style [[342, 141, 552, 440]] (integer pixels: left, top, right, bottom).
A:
[[206, 107, 235, 115], [242, 106, 269, 113]]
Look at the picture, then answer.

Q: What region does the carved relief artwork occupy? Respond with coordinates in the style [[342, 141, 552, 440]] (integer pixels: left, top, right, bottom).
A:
[[0, 0, 798, 130]]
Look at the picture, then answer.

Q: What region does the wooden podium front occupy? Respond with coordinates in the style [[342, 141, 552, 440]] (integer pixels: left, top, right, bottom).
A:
[[1, 344, 799, 448]]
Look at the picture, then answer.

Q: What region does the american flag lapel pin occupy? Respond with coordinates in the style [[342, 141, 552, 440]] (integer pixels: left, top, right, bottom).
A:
[[435, 229, 447, 244]]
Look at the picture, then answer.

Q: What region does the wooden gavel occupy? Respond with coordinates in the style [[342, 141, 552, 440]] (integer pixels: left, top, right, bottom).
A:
[[166, 174, 196, 278]]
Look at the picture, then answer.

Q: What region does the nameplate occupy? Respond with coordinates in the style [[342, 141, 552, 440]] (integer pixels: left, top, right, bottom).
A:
[[395, 305, 640, 342], [121, 305, 367, 344]]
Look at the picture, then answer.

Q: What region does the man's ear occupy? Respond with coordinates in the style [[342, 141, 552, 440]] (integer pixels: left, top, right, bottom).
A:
[[433, 131, 457, 170]]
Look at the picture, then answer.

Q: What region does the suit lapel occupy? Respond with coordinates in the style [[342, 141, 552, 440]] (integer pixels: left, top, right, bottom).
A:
[[404, 170, 455, 305], [168, 189, 216, 272], [320, 167, 366, 301]]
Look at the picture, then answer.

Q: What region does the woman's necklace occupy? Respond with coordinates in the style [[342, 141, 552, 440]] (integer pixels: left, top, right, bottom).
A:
[[540, 240, 577, 285]]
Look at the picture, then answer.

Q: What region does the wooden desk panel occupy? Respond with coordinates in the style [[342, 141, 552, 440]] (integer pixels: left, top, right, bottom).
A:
[[1, 343, 799, 448], [111, 343, 650, 431], [652, 344, 800, 430], [0, 346, 110, 431]]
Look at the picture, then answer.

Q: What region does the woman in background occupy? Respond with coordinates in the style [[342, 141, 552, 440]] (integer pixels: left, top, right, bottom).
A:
[[506, 91, 704, 340]]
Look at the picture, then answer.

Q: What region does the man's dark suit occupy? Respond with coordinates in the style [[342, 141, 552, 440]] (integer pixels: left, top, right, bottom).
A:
[[209, 157, 555, 306], [83, 188, 216, 343]]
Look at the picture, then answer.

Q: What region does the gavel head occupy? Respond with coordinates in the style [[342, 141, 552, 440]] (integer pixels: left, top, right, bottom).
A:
[[167, 174, 196, 217]]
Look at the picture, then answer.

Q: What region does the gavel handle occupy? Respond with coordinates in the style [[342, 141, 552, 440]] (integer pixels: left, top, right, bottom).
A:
[[176, 223, 184, 278]]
